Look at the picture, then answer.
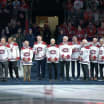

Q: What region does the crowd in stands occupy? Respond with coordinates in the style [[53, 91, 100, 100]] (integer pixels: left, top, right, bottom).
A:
[[0, 0, 104, 49], [60, 0, 104, 41], [0, 0, 29, 48]]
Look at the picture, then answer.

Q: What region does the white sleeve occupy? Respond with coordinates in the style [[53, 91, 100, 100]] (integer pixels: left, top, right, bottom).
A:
[[33, 45, 37, 54], [30, 49, 33, 60], [46, 48, 50, 59], [7, 47, 10, 59], [97, 48, 99, 58], [16, 46, 20, 58], [59, 46, 62, 57], [21, 49, 24, 60], [71, 45, 76, 49], [56, 48, 59, 59]]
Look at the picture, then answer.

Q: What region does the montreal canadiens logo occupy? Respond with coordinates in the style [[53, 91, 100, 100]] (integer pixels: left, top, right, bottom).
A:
[[62, 48, 68, 52], [24, 52, 30, 56], [80, 51, 83, 55], [37, 47, 42, 51], [0, 50, 5, 54], [90, 50, 96, 54], [99, 50, 103, 55], [50, 50, 56, 54], [72, 48, 80, 52]]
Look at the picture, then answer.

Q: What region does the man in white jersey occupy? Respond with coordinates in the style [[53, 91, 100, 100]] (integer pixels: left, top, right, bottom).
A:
[[8, 37, 20, 80], [59, 36, 73, 80], [0, 37, 10, 81], [46, 38, 59, 80], [33, 35, 47, 80], [98, 38, 104, 80], [21, 41, 33, 81], [71, 36, 81, 80], [89, 38, 99, 80], [79, 39, 90, 81]]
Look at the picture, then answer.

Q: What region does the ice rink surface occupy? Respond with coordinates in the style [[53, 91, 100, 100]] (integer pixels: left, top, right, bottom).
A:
[[0, 85, 104, 104]]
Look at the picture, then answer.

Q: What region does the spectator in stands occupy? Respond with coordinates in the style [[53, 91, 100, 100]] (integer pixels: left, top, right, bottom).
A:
[[100, 0, 104, 11], [32, 24, 40, 41], [86, 22, 96, 41], [74, 0, 84, 10], [60, 22, 68, 35], [84, 8, 93, 25], [76, 25, 85, 41], [57, 29, 65, 44], [8, 18, 17, 35], [43, 24, 51, 44], [54, 25, 60, 42], [25, 28, 35, 47], [97, 21, 104, 38], [65, 0, 73, 20], [0, 0, 7, 8], [72, 6, 83, 27], [14, 28, 25, 49], [12, 0, 20, 9], [5, 26, 10, 38], [17, 12, 25, 28], [68, 22, 77, 39], [21, 0, 29, 11], [93, 10, 99, 24]]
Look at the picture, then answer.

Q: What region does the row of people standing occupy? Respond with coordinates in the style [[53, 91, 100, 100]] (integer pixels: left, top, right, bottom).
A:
[[0, 35, 104, 82]]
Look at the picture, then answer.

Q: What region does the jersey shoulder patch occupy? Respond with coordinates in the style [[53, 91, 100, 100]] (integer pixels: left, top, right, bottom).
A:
[[42, 41, 46, 45], [29, 47, 33, 50], [85, 46, 90, 49], [55, 45, 59, 48], [68, 42, 72, 45], [13, 42, 18, 46], [6, 44, 10, 48], [47, 45, 51, 48], [34, 42, 38, 45], [21, 47, 25, 50], [59, 43, 63, 46]]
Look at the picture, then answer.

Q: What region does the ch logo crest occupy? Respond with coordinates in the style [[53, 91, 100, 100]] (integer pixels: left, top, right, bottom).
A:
[[0, 50, 5, 54], [62, 48, 68, 52]]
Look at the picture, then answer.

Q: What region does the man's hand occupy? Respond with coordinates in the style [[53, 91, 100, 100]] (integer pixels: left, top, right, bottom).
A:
[[51, 58, 55, 62], [24, 58, 29, 62]]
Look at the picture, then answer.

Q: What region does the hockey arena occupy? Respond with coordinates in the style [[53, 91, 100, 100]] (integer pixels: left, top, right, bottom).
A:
[[1, 0, 104, 104]]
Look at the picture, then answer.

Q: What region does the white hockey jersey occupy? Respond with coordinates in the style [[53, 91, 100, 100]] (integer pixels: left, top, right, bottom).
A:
[[98, 45, 104, 64], [0, 44, 10, 62], [33, 41, 47, 60], [46, 45, 59, 63], [21, 47, 33, 65], [79, 45, 90, 64], [8, 42, 20, 61], [89, 43, 99, 63], [71, 42, 81, 61], [59, 42, 73, 61]]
